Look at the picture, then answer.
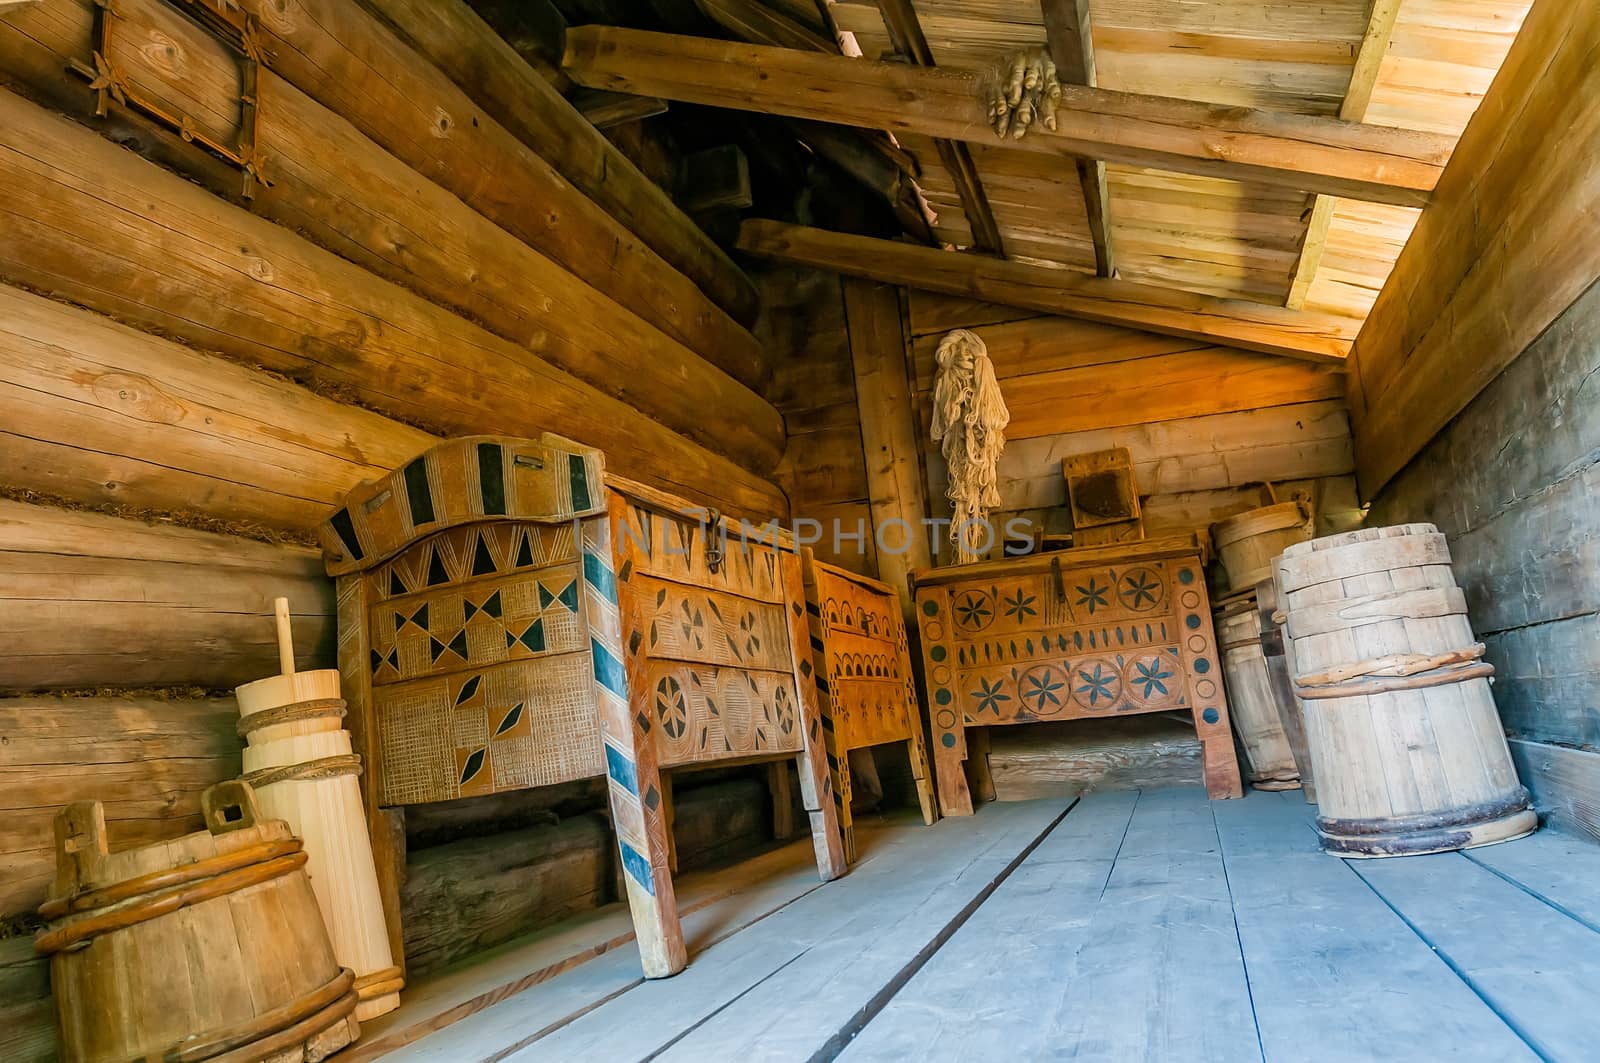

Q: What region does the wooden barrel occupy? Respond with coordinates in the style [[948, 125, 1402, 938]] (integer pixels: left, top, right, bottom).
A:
[[1214, 593, 1301, 790], [1277, 524, 1535, 857], [36, 780, 358, 1063], [1211, 499, 1314, 595], [236, 668, 402, 1022]]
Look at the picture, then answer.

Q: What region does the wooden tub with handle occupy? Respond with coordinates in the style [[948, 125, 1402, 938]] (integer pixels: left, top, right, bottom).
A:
[[1276, 524, 1536, 857], [36, 780, 357, 1063]]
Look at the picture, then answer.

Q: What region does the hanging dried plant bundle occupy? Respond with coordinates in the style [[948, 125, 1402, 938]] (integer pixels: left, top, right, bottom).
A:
[[931, 329, 1010, 562], [981, 47, 1062, 141]]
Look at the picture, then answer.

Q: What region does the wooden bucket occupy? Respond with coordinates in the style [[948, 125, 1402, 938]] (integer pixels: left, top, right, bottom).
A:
[[1214, 594, 1301, 790], [1212, 499, 1314, 595], [1277, 524, 1536, 857], [235, 600, 402, 1022], [36, 780, 358, 1063]]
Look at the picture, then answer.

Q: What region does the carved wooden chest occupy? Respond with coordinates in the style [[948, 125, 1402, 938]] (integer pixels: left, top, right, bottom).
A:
[[607, 480, 846, 882], [801, 552, 937, 861], [319, 436, 684, 977], [912, 535, 1243, 814]]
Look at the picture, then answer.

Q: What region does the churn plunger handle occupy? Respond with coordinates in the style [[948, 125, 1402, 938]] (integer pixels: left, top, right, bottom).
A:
[[274, 596, 295, 677]]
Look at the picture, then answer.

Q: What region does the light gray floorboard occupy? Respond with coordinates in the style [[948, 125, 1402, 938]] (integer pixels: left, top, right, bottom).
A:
[[502, 798, 1072, 1062], [837, 791, 1139, 1061], [1213, 792, 1538, 1063], [1353, 843, 1600, 1062], [1039, 786, 1261, 1063], [1465, 827, 1600, 933]]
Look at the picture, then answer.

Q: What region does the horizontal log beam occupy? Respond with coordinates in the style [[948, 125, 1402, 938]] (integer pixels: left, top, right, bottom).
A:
[[0, 88, 786, 518], [229, 0, 761, 359], [738, 220, 1357, 362], [0, 500, 334, 691], [0, 2, 779, 471], [0, 284, 434, 531], [563, 26, 1452, 207], [360, 0, 757, 327], [0, 694, 241, 920]]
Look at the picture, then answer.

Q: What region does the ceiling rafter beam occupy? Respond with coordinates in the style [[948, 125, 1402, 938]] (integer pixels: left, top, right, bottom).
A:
[[738, 219, 1358, 363], [562, 25, 1452, 207], [1040, 0, 1115, 278], [1285, 0, 1405, 309], [876, 0, 1004, 255]]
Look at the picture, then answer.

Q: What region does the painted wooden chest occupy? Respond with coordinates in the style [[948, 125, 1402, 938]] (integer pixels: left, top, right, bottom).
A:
[[912, 535, 1243, 814], [319, 436, 684, 977], [607, 479, 846, 882], [801, 552, 937, 862]]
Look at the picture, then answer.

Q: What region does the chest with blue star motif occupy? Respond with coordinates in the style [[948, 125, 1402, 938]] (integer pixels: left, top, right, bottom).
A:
[[914, 538, 1222, 729]]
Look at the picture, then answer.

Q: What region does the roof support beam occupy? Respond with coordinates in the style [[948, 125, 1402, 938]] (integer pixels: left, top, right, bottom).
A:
[[877, 0, 1004, 254], [1040, 0, 1115, 277], [738, 219, 1357, 363], [1285, 0, 1404, 308], [562, 25, 1451, 207]]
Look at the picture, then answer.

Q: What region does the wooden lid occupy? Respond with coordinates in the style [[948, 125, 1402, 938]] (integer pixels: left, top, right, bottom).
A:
[[911, 533, 1205, 588]]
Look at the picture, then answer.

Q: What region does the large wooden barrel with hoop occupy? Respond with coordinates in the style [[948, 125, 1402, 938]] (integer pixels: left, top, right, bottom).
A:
[[235, 599, 401, 1022], [1214, 593, 1301, 790], [1277, 524, 1535, 857], [1212, 497, 1314, 595], [36, 780, 358, 1063]]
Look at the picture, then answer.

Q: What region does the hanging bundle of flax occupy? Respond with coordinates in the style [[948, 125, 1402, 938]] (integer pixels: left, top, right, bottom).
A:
[[982, 47, 1062, 141], [931, 329, 1010, 563]]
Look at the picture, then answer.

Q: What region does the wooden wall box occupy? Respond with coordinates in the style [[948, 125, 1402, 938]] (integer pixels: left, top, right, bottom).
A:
[[318, 436, 685, 977], [607, 479, 847, 882], [800, 551, 937, 862], [36, 781, 358, 1063], [912, 535, 1243, 814]]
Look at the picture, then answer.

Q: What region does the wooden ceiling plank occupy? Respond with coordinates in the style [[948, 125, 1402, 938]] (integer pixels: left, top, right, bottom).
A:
[[1285, 0, 1404, 309], [697, 0, 838, 52], [562, 25, 1452, 207], [737, 219, 1358, 363], [1040, 0, 1115, 278], [877, 0, 1005, 255]]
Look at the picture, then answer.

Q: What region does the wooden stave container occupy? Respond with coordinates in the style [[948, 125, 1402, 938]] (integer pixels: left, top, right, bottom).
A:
[[235, 669, 402, 1022], [1211, 499, 1314, 596], [1277, 524, 1535, 857], [1214, 595, 1301, 790], [36, 781, 357, 1063]]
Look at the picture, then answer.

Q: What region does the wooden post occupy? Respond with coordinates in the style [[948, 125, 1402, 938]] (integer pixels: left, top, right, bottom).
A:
[[766, 761, 797, 841], [844, 279, 932, 611]]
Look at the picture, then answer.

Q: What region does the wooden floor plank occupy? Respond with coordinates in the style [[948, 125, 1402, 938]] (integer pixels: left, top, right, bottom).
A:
[[1353, 845, 1600, 1062], [504, 799, 1072, 1061], [1213, 793, 1537, 1063], [1037, 787, 1262, 1063], [1465, 828, 1600, 933], [837, 791, 1140, 1060], [373, 829, 843, 1062]]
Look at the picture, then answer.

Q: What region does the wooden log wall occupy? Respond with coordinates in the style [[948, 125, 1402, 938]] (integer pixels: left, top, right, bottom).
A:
[[904, 292, 1360, 561], [0, 0, 789, 1045], [0, 0, 779, 471], [761, 267, 879, 576], [1348, 0, 1600, 498], [1350, 0, 1600, 834]]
